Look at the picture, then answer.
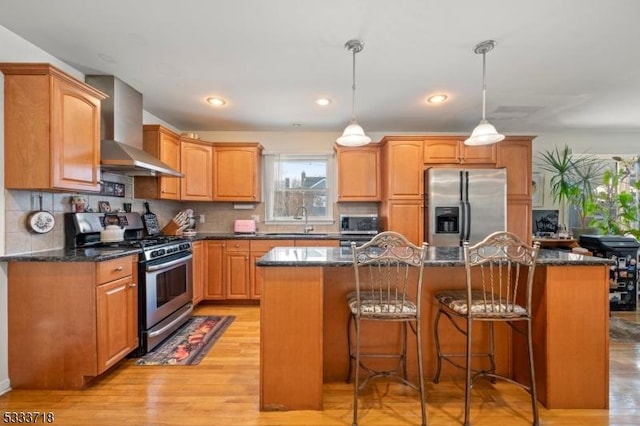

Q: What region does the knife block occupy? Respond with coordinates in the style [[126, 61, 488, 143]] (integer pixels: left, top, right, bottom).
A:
[[161, 221, 184, 236]]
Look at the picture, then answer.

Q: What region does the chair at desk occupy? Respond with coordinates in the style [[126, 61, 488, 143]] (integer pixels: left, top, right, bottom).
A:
[[346, 231, 428, 426], [433, 231, 541, 426]]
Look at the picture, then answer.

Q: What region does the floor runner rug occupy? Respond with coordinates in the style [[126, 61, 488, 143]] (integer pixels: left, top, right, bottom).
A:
[[609, 316, 640, 343], [135, 315, 235, 365]]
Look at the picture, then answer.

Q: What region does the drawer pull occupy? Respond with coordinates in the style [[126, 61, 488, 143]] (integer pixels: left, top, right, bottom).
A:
[[114, 266, 123, 272], [129, 283, 137, 288]]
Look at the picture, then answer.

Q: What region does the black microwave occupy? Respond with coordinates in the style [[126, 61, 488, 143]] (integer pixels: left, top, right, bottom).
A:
[[339, 214, 379, 235]]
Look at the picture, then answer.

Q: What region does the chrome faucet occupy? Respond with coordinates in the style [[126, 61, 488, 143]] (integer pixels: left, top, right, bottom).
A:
[[294, 206, 314, 234]]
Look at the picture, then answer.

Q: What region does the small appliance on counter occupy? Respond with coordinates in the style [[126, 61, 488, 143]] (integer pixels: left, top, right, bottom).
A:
[[339, 214, 379, 248], [234, 219, 257, 234]]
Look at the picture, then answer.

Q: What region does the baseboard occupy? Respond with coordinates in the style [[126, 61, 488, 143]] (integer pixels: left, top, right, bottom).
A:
[[0, 378, 11, 396]]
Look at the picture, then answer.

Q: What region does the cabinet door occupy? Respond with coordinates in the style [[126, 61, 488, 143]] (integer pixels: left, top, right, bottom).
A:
[[382, 140, 423, 199], [50, 75, 102, 192], [336, 146, 381, 201], [462, 144, 497, 164], [204, 241, 225, 299], [424, 139, 460, 163], [158, 131, 181, 199], [96, 275, 137, 372], [383, 200, 423, 245], [213, 145, 262, 202], [192, 241, 204, 305], [181, 139, 213, 201], [497, 138, 533, 198], [507, 199, 532, 244], [225, 240, 251, 299]]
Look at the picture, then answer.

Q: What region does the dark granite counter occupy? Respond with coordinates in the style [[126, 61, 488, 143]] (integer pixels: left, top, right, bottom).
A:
[[185, 232, 351, 241], [256, 246, 614, 267], [0, 247, 140, 262]]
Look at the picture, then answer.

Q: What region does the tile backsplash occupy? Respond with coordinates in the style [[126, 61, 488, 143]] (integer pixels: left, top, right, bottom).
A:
[[4, 172, 379, 254]]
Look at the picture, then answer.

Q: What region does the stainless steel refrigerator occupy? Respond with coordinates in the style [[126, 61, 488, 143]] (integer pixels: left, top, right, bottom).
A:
[[424, 168, 507, 246]]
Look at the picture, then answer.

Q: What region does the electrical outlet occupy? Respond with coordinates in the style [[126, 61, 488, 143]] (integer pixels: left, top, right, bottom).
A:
[[199, 214, 205, 224], [251, 214, 260, 223]]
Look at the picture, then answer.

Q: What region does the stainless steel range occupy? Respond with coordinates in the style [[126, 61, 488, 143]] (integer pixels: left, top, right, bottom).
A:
[[65, 212, 193, 355]]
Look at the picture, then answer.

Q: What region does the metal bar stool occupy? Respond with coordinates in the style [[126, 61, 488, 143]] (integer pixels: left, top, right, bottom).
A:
[[433, 231, 541, 426], [345, 231, 428, 426]]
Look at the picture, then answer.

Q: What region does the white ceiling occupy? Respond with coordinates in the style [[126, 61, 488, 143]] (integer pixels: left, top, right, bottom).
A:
[[2, 0, 640, 135]]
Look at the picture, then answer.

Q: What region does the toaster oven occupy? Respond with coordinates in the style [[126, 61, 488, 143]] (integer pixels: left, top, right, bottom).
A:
[[339, 214, 379, 235]]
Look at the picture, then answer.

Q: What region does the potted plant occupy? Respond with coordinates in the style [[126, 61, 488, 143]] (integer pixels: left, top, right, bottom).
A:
[[588, 156, 640, 240], [536, 144, 604, 237]]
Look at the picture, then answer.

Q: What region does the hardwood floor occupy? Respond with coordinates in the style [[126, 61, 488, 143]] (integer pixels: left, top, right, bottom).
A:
[[1, 304, 639, 425]]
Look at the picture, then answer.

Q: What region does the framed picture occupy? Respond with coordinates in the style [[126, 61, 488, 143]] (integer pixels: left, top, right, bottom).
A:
[[100, 180, 126, 198], [98, 201, 111, 213], [532, 172, 544, 207]]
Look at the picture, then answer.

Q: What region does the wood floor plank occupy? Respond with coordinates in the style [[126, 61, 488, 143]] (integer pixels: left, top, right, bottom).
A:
[[0, 305, 638, 425]]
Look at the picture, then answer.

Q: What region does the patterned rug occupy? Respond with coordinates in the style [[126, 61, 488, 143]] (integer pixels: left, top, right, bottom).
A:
[[609, 316, 640, 343], [135, 315, 235, 365]]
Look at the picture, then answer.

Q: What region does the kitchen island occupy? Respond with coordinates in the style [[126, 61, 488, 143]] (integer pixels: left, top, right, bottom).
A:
[[256, 246, 612, 411]]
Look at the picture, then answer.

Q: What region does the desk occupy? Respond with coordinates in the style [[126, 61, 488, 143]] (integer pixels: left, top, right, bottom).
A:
[[533, 237, 579, 249], [257, 247, 611, 411]]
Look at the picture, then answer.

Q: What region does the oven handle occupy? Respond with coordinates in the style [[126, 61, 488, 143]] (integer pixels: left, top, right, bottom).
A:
[[146, 253, 193, 272], [147, 304, 194, 338]]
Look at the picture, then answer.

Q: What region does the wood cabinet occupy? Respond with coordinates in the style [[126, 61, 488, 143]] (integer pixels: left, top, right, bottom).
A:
[[212, 143, 263, 202], [181, 137, 214, 201], [7, 254, 138, 389], [294, 239, 340, 247], [423, 137, 497, 165], [134, 125, 182, 200], [497, 137, 535, 244], [379, 137, 424, 245], [204, 241, 225, 300], [336, 145, 381, 201], [224, 240, 251, 299], [381, 138, 424, 199], [96, 256, 138, 372], [191, 241, 204, 305], [0, 63, 106, 192]]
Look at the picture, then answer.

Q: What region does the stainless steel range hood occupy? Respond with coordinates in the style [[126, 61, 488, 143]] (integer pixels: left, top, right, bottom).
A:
[[85, 75, 184, 177]]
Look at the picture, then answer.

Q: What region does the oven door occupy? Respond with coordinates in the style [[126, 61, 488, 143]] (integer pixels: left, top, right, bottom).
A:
[[142, 252, 193, 329]]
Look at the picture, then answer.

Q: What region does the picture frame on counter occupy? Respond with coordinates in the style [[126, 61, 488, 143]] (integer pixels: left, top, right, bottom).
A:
[[98, 201, 111, 213], [100, 180, 126, 197]]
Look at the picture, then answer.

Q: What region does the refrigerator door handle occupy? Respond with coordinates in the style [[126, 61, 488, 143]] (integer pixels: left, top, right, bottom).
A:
[[464, 201, 471, 242], [459, 200, 466, 244]]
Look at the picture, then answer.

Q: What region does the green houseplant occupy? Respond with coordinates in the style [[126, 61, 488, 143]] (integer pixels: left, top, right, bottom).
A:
[[587, 156, 640, 239], [537, 145, 604, 235]]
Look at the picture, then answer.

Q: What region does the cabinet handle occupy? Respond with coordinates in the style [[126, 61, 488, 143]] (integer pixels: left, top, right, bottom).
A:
[[129, 283, 137, 288], [114, 266, 123, 272]]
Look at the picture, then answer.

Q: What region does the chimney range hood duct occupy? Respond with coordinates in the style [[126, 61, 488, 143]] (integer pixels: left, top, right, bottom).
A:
[[85, 75, 184, 177]]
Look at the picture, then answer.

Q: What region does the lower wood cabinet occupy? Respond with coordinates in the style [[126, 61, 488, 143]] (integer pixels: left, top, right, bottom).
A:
[[380, 199, 423, 245], [192, 241, 204, 304], [202, 239, 339, 301], [7, 254, 138, 389]]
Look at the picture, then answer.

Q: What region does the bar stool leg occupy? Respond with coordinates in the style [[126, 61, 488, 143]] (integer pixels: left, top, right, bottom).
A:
[[433, 307, 443, 384]]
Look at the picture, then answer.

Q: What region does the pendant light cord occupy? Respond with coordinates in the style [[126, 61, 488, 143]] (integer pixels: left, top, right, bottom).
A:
[[350, 46, 357, 122], [481, 49, 487, 121]]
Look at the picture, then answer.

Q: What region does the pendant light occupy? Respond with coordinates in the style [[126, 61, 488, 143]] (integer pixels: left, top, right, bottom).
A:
[[464, 40, 505, 146], [337, 39, 371, 147]]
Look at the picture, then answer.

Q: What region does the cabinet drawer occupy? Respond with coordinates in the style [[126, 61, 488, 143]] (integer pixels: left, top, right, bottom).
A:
[[251, 240, 295, 251], [97, 256, 133, 284], [225, 240, 251, 252]]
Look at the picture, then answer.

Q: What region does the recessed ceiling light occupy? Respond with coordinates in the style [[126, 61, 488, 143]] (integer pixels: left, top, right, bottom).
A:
[[427, 94, 448, 104], [291, 123, 302, 127], [206, 97, 227, 107], [315, 98, 332, 106]]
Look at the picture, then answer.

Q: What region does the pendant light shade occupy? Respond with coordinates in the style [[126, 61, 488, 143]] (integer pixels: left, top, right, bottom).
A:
[[464, 40, 504, 146], [337, 39, 371, 147]]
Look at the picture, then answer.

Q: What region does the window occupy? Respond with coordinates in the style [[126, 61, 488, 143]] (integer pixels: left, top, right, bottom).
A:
[[263, 153, 334, 224]]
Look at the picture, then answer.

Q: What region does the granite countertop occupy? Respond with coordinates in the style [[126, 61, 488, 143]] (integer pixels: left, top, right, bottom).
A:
[[0, 247, 141, 262], [256, 246, 615, 267]]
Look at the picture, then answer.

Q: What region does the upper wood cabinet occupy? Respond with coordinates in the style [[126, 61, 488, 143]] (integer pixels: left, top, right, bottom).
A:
[[380, 137, 424, 199], [336, 145, 381, 201], [497, 137, 534, 198], [0, 63, 106, 192], [181, 137, 214, 201], [134, 125, 182, 200], [212, 143, 263, 202], [424, 137, 496, 165]]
